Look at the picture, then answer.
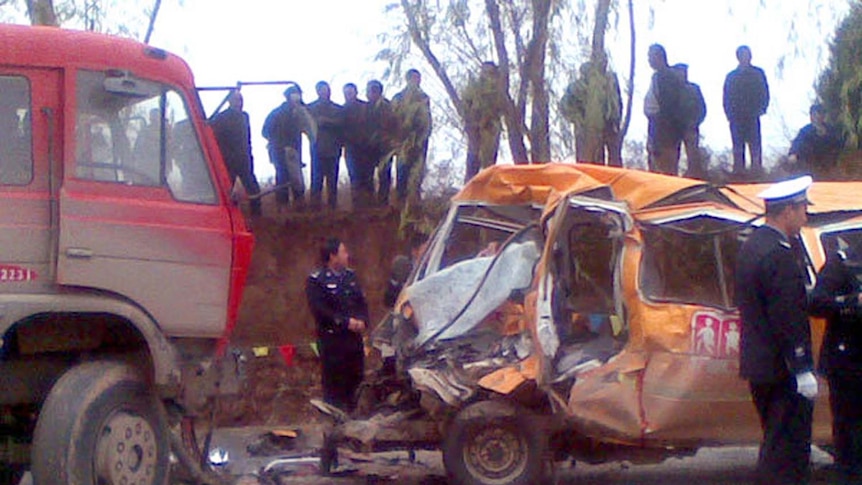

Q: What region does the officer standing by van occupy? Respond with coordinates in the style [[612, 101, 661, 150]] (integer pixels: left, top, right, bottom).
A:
[[306, 238, 368, 412], [810, 238, 862, 484], [735, 175, 817, 485]]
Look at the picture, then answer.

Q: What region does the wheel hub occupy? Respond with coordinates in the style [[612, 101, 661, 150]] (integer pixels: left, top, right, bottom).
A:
[[95, 410, 159, 485], [464, 424, 527, 482]]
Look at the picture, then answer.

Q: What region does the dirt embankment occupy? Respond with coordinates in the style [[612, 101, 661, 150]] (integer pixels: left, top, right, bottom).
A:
[[216, 202, 407, 426]]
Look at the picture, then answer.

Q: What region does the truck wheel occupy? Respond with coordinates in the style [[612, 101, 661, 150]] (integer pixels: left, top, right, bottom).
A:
[[443, 405, 545, 485], [31, 361, 169, 485]]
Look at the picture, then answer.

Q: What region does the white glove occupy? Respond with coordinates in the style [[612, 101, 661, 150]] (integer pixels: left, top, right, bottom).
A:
[[795, 371, 819, 400]]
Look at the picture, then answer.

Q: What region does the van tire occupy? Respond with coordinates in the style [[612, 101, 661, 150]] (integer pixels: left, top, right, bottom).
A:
[[443, 403, 545, 485], [31, 361, 169, 485]]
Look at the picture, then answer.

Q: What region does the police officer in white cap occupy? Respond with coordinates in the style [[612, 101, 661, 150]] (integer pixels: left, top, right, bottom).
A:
[[735, 175, 817, 485]]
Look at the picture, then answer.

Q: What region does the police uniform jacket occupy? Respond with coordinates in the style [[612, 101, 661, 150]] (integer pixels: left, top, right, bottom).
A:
[[735, 225, 814, 383], [809, 249, 862, 376], [306, 267, 369, 341]]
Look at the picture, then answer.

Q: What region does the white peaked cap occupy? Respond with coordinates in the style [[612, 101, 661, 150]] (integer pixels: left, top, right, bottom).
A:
[[757, 175, 813, 205]]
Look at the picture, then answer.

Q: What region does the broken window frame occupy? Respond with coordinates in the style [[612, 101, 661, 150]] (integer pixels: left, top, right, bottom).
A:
[[814, 216, 862, 273], [536, 195, 631, 360], [637, 209, 755, 311]]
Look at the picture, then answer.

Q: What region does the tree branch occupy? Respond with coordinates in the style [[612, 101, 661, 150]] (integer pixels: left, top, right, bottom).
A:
[[619, 0, 635, 141], [401, 0, 464, 118], [485, 0, 528, 163], [144, 0, 162, 44]]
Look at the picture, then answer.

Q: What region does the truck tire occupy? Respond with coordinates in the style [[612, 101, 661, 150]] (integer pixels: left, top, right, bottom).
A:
[[31, 361, 169, 485], [442, 403, 546, 485]]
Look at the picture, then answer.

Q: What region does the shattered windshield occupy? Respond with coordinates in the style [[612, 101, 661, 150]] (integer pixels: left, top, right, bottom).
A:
[[418, 204, 541, 280], [639, 216, 745, 309]]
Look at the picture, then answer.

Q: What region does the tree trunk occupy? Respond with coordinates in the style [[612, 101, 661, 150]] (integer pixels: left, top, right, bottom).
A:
[[591, 0, 611, 62], [25, 0, 57, 26], [620, 0, 636, 142], [485, 0, 529, 164], [526, 0, 551, 163]]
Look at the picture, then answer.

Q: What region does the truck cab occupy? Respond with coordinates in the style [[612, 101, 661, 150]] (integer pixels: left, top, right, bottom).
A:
[[0, 25, 253, 484]]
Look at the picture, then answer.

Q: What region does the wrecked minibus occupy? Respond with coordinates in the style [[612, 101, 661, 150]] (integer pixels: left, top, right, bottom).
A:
[[316, 164, 862, 485]]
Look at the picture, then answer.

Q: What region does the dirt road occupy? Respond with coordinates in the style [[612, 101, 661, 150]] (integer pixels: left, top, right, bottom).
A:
[[206, 426, 836, 485]]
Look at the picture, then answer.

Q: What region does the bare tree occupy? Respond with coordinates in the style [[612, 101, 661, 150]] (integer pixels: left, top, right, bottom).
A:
[[385, 0, 566, 165]]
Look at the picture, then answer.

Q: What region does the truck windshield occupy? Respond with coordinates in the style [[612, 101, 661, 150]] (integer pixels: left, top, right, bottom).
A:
[[74, 70, 216, 204]]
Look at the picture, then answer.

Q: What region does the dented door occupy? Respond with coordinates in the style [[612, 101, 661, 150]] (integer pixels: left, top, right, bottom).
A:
[[56, 70, 233, 337]]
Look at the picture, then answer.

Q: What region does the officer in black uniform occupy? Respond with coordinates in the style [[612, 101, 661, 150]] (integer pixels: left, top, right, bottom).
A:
[[810, 238, 862, 484], [306, 237, 368, 412], [735, 175, 818, 485]]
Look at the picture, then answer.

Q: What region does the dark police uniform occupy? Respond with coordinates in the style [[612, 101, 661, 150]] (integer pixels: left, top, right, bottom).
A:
[[305, 267, 368, 412], [735, 225, 814, 485], [810, 247, 862, 482]]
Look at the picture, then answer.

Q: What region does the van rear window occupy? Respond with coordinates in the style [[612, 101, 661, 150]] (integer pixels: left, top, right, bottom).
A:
[[0, 76, 32, 185]]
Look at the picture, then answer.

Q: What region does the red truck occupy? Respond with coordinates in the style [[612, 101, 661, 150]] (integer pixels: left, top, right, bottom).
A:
[[0, 24, 253, 484]]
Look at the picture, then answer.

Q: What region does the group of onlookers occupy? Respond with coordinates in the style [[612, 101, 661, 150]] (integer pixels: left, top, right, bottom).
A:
[[645, 43, 844, 180], [210, 69, 433, 215]]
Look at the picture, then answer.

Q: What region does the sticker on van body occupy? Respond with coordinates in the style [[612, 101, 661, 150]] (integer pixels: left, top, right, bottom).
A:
[[0, 265, 38, 282], [691, 310, 740, 358]]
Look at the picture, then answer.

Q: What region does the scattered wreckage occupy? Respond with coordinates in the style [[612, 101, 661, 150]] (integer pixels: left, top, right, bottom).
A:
[[315, 164, 862, 485]]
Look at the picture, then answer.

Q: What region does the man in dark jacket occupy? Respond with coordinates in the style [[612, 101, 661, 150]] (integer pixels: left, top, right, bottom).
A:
[[308, 81, 344, 210], [644, 44, 685, 175], [262, 85, 315, 209], [306, 237, 368, 412], [809, 237, 862, 484], [735, 175, 817, 485], [342, 83, 373, 208], [210, 90, 261, 215], [788, 104, 843, 177], [672, 64, 708, 179], [366, 80, 398, 206], [723, 45, 770, 175]]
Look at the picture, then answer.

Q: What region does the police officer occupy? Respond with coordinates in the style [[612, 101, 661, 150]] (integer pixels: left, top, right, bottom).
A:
[[735, 175, 818, 485], [306, 237, 368, 412], [810, 238, 862, 484]]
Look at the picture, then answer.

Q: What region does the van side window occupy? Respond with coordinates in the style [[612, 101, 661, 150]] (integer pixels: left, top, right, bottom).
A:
[[639, 216, 743, 309], [0, 76, 33, 185], [74, 70, 216, 204]]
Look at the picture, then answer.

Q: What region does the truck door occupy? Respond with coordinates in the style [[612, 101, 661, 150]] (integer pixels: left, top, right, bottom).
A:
[[0, 68, 60, 294], [56, 69, 233, 337]]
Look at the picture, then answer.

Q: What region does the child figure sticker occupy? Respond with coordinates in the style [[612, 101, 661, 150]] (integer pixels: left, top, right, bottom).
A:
[[692, 310, 741, 358], [0, 265, 38, 282]]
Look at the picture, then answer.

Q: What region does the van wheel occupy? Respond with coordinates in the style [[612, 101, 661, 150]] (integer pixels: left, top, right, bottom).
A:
[[31, 361, 169, 485], [443, 404, 545, 485]]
